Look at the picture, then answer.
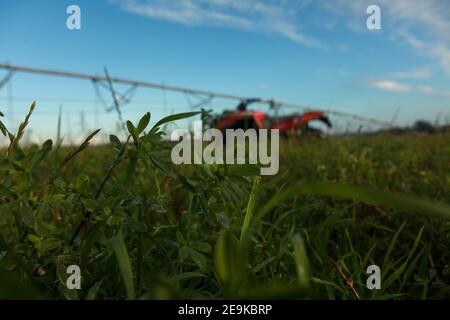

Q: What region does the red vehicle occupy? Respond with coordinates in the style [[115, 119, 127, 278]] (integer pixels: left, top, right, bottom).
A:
[[207, 99, 332, 136]]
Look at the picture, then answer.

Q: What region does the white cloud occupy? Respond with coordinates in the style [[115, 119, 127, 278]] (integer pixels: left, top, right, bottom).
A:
[[416, 85, 436, 94], [397, 30, 450, 75], [119, 0, 253, 29], [417, 85, 450, 98], [392, 68, 431, 79], [258, 82, 271, 89], [115, 0, 323, 47], [368, 80, 412, 92], [114, 0, 450, 75], [368, 80, 450, 98], [316, 0, 450, 75]]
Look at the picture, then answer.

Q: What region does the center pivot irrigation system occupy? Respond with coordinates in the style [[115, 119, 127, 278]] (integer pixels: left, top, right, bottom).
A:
[[0, 63, 392, 132]]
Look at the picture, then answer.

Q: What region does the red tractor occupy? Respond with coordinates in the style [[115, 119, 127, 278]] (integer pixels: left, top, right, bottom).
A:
[[207, 99, 332, 136]]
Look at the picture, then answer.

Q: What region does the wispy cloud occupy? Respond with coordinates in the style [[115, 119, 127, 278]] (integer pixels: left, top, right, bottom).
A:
[[368, 80, 412, 92], [392, 68, 432, 79], [368, 79, 450, 97], [316, 0, 450, 75], [416, 85, 450, 98], [397, 30, 450, 75], [114, 0, 450, 75], [115, 0, 323, 47]]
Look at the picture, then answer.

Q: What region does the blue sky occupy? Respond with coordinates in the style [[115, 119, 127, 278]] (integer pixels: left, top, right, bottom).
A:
[[1, 0, 450, 142]]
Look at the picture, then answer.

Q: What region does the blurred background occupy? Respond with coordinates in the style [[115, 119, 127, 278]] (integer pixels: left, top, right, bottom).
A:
[[1, 0, 449, 143]]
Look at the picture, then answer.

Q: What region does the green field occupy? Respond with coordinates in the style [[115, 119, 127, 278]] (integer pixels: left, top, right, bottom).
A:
[[1, 103, 449, 299]]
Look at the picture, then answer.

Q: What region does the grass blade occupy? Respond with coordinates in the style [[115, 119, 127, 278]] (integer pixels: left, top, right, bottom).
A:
[[240, 176, 261, 242], [291, 233, 311, 289], [258, 182, 450, 220], [111, 231, 135, 299]]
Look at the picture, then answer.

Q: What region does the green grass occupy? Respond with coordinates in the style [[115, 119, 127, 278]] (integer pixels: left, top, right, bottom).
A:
[[0, 102, 449, 299]]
